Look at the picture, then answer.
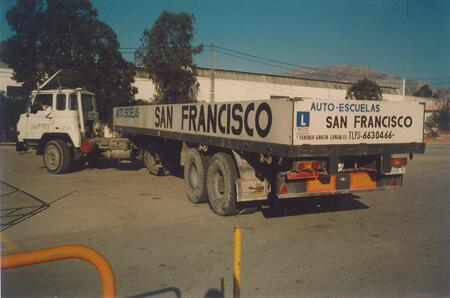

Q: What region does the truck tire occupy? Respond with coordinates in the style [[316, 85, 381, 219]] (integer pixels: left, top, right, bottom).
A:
[[143, 149, 169, 176], [207, 152, 239, 216], [43, 139, 72, 174], [184, 148, 208, 203]]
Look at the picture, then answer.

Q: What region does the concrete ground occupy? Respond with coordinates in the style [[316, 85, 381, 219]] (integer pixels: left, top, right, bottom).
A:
[[0, 144, 449, 298]]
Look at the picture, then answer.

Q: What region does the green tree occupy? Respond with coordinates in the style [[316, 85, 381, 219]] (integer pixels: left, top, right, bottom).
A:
[[426, 99, 449, 131], [413, 84, 440, 99], [135, 11, 203, 104], [413, 84, 433, 98], [414, 85, 448, 131], [0, 0, 136, 121], [345, 78, 383, 101]]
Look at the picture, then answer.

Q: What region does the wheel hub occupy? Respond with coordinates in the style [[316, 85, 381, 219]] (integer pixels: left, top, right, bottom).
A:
[[45, 146, 60, 170], [213, 171, 225, 196], [188, 164, 198, 188]]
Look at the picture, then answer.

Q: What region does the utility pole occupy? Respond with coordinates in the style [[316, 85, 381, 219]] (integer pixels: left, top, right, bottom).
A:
[[210, 42, 215, 102], [402, 78, 406, 96]]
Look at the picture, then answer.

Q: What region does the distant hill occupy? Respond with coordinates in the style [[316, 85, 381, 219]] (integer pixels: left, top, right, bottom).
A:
[[284, 64, 450, 99]]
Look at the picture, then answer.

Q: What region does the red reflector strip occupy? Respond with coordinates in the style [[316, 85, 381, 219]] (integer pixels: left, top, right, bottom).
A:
[[286, 171, 319, 180], [280, 183, 289, 194]]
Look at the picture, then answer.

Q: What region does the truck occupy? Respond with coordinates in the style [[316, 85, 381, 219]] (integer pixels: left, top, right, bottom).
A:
[[16, 70, 426, 216]]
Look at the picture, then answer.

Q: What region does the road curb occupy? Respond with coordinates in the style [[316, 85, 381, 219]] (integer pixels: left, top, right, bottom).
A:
[[0, 142, 16, 147]]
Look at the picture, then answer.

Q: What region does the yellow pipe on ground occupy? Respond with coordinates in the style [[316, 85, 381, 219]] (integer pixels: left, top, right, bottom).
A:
[[0, 245, 115, 298]]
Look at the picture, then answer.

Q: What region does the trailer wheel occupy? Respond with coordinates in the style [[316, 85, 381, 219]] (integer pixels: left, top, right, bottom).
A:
[[43, 139, 72, 174], [184, 148, 208, 203], [143, 149, 169, 176], [207, 152, 239, 216]]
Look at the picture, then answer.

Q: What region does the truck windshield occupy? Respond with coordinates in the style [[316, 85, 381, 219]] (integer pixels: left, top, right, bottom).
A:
[[81, 94, 94, 112]]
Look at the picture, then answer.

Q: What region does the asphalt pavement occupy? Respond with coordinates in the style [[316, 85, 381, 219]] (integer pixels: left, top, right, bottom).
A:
[[0, 144, 449, 297]]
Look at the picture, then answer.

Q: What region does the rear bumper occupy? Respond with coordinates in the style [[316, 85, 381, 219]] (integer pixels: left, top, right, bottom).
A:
[[276, 172, 402, 199]]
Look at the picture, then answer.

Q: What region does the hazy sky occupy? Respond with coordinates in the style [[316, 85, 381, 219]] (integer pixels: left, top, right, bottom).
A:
[[1, 0, 449, 86]]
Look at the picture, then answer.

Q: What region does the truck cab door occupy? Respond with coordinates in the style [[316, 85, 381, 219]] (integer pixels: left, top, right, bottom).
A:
[[24, 93, 54, 141]]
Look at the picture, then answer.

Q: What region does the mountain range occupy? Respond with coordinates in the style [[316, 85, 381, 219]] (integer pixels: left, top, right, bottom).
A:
[[284, 65, 450, 99]]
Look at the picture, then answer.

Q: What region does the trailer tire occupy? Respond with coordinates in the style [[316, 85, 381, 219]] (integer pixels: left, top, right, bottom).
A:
[[43, 139, 72, 174], [184, 149, 208, 203], [207, 152, 239, 216], [143, 149, 169, 176]]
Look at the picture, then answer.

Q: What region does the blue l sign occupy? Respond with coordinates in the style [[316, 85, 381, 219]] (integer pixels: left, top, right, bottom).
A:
[[296, 112, 310, 127]]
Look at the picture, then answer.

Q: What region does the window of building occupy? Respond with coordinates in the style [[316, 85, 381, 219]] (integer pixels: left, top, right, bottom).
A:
[[7, 86, 28, 98]]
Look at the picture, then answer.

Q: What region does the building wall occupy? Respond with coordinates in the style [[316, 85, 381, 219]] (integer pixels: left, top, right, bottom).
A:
[[1, 64, 442, 113], [133, 77, 156, 101], [134, 75, 440, 112], [0, 67, 22, 93]]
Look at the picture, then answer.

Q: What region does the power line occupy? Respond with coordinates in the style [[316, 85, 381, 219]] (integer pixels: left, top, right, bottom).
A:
[[119, 44, 209, 50], [432, 81, 450, 86], [120, 44, 335, 76], [413, 77, 450, 81], [117, 44, 450, 86], [215, 45, 316, 71], [215, 49, 292, 71]]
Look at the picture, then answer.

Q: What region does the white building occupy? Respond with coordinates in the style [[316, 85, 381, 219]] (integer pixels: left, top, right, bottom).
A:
[[134, 67, 441, 114], [0, 62, 441, 114], [135, 67, 404, 102], [0, 61, 23, 96]]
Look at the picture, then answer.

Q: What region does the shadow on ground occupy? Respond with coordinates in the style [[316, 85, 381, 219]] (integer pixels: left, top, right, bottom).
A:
[[126, 278, 225, 298], [0, 180, 75, 231], [86, 159, 145, 171], [126, 287, 182, 298], [261, 194, 368, 218]]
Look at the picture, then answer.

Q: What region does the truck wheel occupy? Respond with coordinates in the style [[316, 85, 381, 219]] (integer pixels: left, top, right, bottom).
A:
[[43, 139, 72, 174], [207, 152, 239, 216], [184, 148, 208, 203], [143, 149, 169, 176]]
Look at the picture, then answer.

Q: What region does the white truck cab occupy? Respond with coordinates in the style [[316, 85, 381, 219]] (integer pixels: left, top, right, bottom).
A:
[[17, 88, 98, 146], [16, 70, 100, 173], [16, 70, 138, 174]]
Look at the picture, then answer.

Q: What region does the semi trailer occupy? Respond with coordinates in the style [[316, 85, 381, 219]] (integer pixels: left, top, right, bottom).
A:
[[16, 70, 425, 215]]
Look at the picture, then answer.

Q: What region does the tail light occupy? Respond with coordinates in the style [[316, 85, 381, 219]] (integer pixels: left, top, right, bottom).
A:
[[391, 158, 407, 168], [311, 161, 320, 170], [296, 161, 320, 171], [80, 138, 93, 154]]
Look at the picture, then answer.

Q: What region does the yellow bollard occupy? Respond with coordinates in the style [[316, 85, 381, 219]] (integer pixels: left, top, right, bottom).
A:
[[233, 225, 241, 298]]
